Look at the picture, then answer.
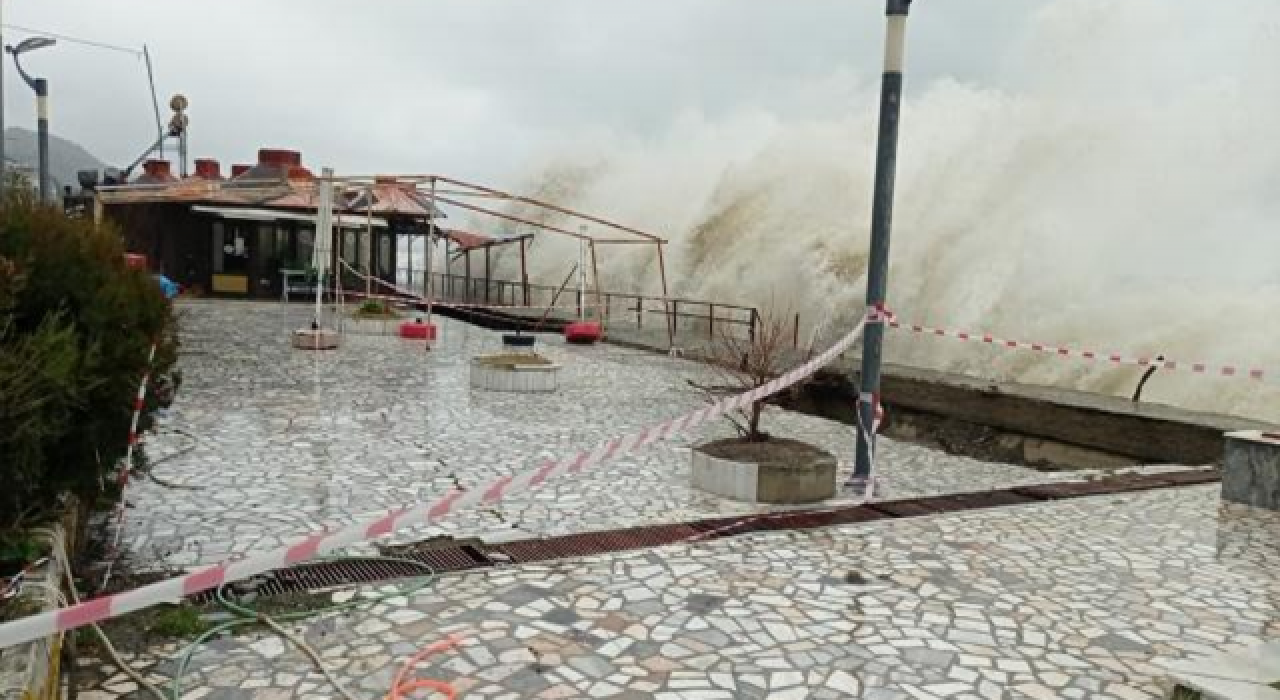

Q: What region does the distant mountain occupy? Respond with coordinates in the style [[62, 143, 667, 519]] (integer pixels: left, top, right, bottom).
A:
[[4, 127, 108, 192]]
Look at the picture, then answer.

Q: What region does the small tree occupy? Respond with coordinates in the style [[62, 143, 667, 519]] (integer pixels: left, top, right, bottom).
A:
[[0, 198, 176, 536], [688, 308, 796, 443]]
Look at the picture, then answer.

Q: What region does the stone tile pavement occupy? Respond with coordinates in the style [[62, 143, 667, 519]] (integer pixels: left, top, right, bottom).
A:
[[112, 301, 1126, 573], [79, 485, 1280, 699]]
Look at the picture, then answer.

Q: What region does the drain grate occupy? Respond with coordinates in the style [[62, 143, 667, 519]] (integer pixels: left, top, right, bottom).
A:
[[189, 468, 1219, 602]]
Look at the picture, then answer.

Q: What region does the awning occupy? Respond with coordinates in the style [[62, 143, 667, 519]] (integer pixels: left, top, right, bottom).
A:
[[192, 205, 388, 228]]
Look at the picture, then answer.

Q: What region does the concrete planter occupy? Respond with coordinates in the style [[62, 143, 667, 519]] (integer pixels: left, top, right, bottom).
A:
[[292, 327, 340, 349], [1223, 430, 1280, 511], [691, 440, 837, 504], [470, 357, 561, 393]]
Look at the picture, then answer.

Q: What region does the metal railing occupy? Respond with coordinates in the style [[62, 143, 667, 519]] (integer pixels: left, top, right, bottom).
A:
[[395, 269, 764, 349]]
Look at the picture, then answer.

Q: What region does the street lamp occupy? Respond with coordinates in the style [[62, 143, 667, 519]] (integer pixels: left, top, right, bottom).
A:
[[852, 0, 912, 490], [6, 36, 57, 203]]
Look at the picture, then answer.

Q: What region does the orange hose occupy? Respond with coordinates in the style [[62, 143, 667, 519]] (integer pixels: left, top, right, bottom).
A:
[[386, 635, 462, 700]]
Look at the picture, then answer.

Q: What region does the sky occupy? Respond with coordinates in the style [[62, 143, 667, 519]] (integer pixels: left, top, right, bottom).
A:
[[2, 0, 1030, 186]]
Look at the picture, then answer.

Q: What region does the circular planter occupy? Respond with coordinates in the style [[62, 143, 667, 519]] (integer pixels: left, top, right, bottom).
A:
[[691, 438, 837, 504], [292, 327, 340, 350], [564, 321, 602, 345], [399, 320, 438, 340], [470, 354, 561, 393]]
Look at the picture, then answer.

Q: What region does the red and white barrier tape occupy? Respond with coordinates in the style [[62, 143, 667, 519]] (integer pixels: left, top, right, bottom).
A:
[[0, 316, 870, 649], [101, 342, 158, 588], [885, 313, 1267, 381]]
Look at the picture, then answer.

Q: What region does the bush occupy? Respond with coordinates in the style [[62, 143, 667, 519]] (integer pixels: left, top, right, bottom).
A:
[[0, 201, 176, 533]]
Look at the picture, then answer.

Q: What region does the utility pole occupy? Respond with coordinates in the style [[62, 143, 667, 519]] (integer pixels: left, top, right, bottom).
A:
[[7, 36, 56, 203], [1, 0, 6, 202], [853, 0, 912, 485], [34, 77, 47, 203]]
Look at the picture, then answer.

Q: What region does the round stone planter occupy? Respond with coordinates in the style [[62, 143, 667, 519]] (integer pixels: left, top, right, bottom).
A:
[[470, 355, 561, 393], [291, 327, 340, 350], [691, 438, 837, 504]]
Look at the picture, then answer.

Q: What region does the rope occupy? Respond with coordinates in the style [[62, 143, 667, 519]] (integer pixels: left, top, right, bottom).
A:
[[386, 636, 462, 700], [168, 556, 440, 700]]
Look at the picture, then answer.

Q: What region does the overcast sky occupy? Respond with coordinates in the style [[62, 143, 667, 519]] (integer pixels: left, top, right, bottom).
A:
[[2, 0, 1033, 186]]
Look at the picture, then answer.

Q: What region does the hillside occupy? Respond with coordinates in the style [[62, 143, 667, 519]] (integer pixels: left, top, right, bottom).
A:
[[4, 127, 108, 191]]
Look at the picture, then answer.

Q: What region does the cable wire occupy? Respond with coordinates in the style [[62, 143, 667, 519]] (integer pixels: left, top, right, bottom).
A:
[[1, 24, 142, 56]]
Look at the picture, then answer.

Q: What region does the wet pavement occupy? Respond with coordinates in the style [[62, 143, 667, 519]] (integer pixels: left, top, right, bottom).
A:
[[82, 485, 1280, 699], [75, 300, 1280, 700], [112, 300, 1100, 572]]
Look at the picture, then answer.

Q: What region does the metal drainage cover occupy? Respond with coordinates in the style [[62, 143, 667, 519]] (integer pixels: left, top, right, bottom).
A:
[[189, 468, 1216, 603]]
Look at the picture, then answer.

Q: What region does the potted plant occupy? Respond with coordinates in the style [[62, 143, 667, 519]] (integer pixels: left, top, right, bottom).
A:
[[688, 310, 837, 503]]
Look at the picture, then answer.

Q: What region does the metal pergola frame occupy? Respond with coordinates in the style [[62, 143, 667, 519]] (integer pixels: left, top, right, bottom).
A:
[[93, 170, 678, 345], [319, 173, 674, 344]]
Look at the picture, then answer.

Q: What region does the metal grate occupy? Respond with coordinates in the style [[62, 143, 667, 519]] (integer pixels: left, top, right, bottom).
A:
[[188, 468, 1220, 602]]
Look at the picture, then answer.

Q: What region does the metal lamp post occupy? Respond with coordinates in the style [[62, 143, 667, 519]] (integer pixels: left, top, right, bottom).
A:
[[852, 0, 912, 487], [6, 36, 56, 203], [1, 3, 6, 200]]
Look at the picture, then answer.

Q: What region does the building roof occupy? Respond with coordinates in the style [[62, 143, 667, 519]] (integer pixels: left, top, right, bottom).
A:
[[344, 178, 445, 220], [97, 153, 444, 221], [442, 229, 494, 251]]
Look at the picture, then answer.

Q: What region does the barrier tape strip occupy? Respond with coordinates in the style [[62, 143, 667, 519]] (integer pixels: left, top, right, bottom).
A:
[[0, 316, 869, 650], [100, 343, 158, 588], [885, 313, 1267, 381]]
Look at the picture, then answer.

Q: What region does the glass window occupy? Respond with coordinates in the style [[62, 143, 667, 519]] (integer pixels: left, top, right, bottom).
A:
[[211, 221, 225, 273], [297, 227, 315, 270], [378, 234, 392, 277], [343, 229, 361, 267], [218, 223, 249, 274]]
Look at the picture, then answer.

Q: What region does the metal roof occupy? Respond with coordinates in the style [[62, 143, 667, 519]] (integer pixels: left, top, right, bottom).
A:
[[191, 205, 388, 228]]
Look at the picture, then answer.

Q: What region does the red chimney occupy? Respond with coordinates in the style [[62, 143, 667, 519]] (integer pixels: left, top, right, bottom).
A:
[[193, 158, 222, 179], [258, 149, 302, 167], [231, 164, 251, 177], [140, 159, 175, 181]]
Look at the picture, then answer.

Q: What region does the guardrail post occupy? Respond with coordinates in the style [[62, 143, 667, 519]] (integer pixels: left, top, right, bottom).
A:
[[671, 300, 679, 337], [749, 308, 758, 344], [794, 312, 801, 348], [709, 304, 716, 339], [485, 247, 492, 305], [464, 252, 472, 303], [637, 298, 643, 328]]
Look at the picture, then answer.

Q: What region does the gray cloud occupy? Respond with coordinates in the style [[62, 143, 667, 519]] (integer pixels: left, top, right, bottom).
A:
[[5, 0, 1035, 184]]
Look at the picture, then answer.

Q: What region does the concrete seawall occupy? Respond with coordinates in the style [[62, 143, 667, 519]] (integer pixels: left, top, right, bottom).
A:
[[421, 301, 1275, 467]]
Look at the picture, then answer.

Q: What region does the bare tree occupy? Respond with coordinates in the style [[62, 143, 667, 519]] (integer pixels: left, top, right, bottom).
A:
[[688, 308, 797, 443]]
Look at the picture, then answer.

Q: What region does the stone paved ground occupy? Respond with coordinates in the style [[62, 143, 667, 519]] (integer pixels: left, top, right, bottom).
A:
[[112, 300, 1117, 573], [80, 485, 1280, 699], [78, 300, 1279, 700]]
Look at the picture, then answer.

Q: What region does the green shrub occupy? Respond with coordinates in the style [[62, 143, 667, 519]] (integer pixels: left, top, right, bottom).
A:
[[0, 201, 176, 532]]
